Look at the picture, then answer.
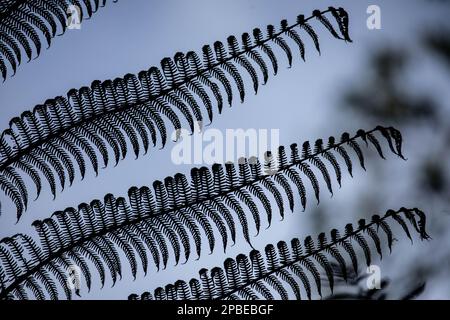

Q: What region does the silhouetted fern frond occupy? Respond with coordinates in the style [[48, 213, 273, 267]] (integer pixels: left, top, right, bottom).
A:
[[0, 7, 352, 219], [0, 126, 404, 300], [0, 0, 117, 81], [128, 208, 430, 300]]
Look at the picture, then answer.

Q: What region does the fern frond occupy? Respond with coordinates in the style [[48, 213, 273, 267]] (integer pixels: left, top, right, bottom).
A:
[[128, 208, 430, 300], [0, 126, 404, 300], [0, 7, 353, 219], [0, 0, 117, 81]]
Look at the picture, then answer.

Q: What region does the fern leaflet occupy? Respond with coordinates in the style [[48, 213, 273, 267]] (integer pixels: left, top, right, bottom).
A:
[[0, 0, 117, 81]]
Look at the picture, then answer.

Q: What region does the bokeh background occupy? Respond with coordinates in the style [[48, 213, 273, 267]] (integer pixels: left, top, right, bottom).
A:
[[1, 0, 449, 299]]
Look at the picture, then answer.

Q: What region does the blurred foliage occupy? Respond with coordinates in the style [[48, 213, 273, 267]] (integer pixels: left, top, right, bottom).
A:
[[425, 29, 450, 71], [420, 160, 448, 195], [343, 48, 438, 125], [343, 26, 450, 199], [331, 12, 450, 299]]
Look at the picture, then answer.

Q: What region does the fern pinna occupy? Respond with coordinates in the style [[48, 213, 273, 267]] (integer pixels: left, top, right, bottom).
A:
[[0, 7, 352, 219], [128, 208, 430, 301], [0, 126, 404, 300], [0, 0, 117, 81]]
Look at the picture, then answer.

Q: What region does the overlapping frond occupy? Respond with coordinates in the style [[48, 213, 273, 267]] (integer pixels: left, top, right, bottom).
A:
[[128, 208, 430, 300], [0, 7, 352, 219], [0, 0, 117, 81], [0, 126, 404, 300]]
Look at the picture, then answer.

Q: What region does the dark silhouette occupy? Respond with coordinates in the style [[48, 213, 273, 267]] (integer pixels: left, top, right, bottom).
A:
[[128, 208, 429, 300], [0, 0, 118, 81], [0, 126, 403, 299], [0, 7, 351, 220]]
